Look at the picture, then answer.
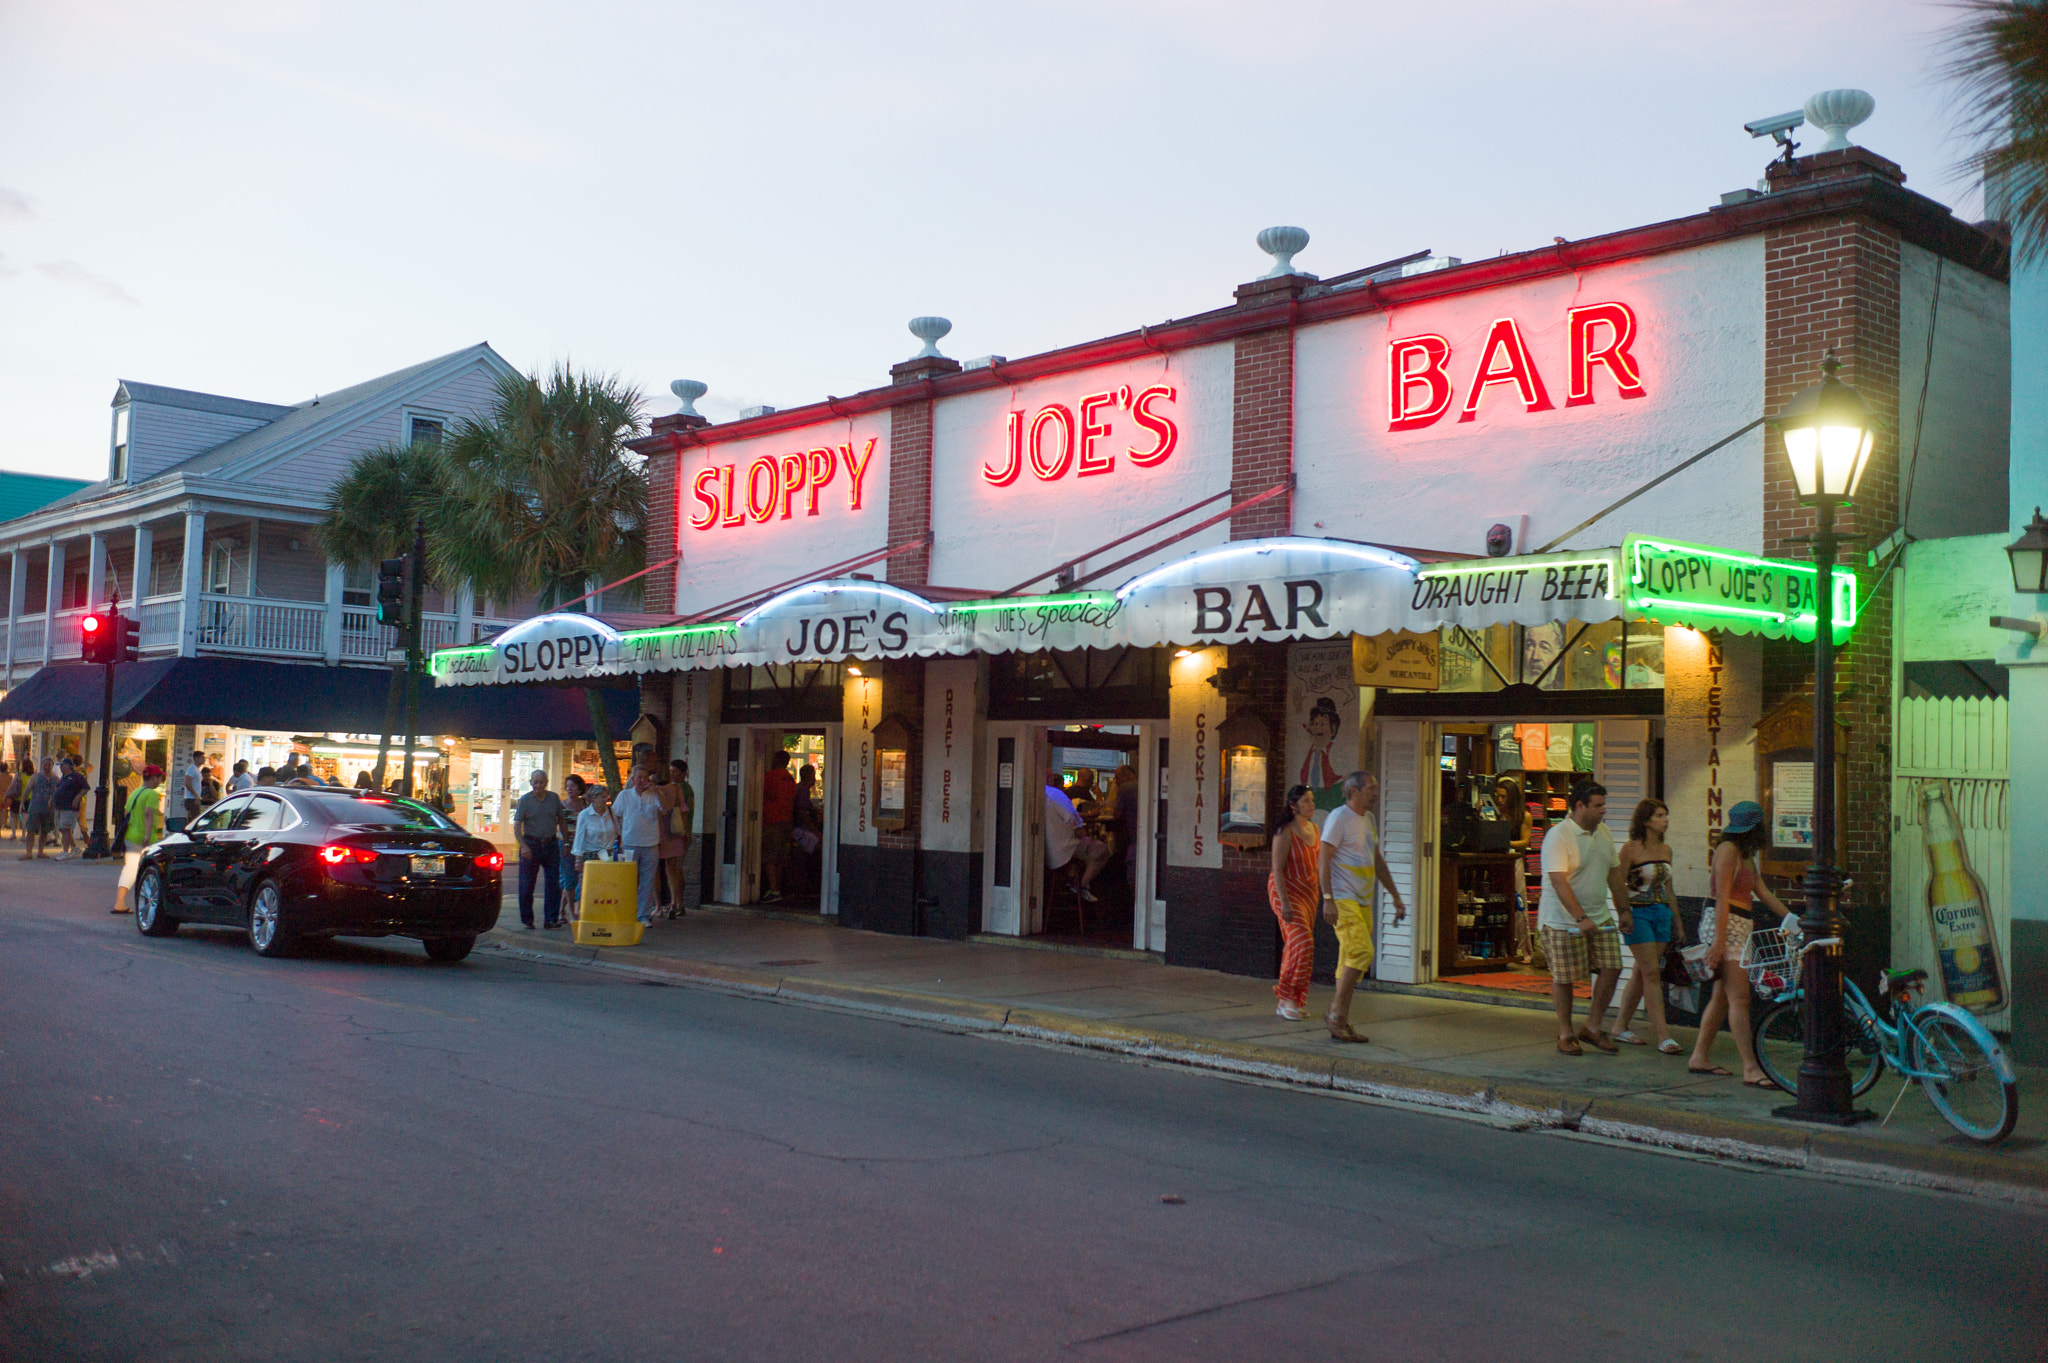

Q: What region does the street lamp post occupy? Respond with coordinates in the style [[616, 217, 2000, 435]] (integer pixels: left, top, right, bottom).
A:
[[1773, 351, 1875, 1125]]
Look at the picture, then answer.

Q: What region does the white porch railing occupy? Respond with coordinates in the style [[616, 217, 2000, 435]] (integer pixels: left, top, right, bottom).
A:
[[139, 595, 183, 649], [194, 595, 325, 657], [10, 614, 44, 657], [50, 608, 86, 660], [340, 610, 468, 660]]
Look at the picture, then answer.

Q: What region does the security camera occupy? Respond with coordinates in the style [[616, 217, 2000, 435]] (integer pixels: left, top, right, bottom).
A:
[[1744, 110, 1805, 146]]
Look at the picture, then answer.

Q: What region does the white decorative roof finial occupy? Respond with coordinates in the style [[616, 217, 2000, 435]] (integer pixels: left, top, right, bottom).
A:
[[908, 316, 952, 360], [1257, 225, 1311, 279], [669, 379, 707, 418], [1803, 89, 1875, 153]]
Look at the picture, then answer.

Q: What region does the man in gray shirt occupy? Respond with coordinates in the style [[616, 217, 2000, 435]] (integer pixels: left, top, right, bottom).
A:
[[512, 769, 568, 929]]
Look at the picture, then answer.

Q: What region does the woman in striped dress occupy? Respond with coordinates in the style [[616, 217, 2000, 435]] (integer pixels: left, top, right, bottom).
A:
[[1268, 784, 1321, 1020]]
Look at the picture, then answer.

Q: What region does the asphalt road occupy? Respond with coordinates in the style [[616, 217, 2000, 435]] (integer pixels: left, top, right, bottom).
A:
[[5, 862, 2046, 1363]]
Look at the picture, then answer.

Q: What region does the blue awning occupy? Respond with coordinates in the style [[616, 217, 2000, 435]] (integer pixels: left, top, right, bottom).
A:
[[0, 658, 637, 740]]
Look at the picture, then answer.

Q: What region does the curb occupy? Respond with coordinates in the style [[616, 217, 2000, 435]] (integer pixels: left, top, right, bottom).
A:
[[477, 931, 2048, 1206]]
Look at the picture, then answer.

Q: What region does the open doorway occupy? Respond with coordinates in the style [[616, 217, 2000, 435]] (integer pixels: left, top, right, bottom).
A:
[[983, 721, 1160, 950], [717, 725, 837, 912]]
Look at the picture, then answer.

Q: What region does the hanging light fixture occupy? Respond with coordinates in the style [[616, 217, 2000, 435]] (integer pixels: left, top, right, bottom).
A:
[[1776, 351, 1875, 505]]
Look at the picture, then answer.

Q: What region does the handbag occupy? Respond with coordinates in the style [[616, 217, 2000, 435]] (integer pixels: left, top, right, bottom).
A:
[[1679, 942, 1715, 984]]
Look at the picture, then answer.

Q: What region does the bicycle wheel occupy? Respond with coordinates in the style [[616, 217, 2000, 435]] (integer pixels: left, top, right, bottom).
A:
[[1911, 1010, 2017, 1144], [1753, 997, 1885, 1097]]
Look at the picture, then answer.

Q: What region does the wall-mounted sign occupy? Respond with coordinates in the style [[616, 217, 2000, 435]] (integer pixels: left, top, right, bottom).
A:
[[1389, 302, 1645, 431], [688, 438, 879, 531], [1352, 630, 1441, 690], [1625, 535, 1856, 644], [982, 385, 1178, 486]]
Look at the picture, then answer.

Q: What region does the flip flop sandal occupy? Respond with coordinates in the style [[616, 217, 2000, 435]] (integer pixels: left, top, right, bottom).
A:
[[1556, 1037, 1584, 1056], [1658, 1039, 1685, 1055], [1687, 1065, 1734, 1077], [1612, 1030, 1647, 1046], [1744, 1077, 1781, 1090]]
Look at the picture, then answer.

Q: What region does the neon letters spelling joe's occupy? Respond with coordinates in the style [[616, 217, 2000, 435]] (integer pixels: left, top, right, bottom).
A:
[[983, 385, 1178, 486], [688, 437, 880, 531], [1387, 302, 1645, 432]]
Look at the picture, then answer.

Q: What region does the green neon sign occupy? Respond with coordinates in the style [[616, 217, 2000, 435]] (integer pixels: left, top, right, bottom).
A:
[[428, 646, 493, 677], [1624, 536, 1856, 643]]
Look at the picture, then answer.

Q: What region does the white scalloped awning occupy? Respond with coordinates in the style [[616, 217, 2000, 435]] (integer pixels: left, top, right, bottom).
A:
[[428, 538, 1633, 687]]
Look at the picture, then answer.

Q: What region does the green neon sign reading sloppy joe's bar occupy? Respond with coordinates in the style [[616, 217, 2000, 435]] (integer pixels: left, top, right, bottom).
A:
[[1624, 535, 1856, 644]]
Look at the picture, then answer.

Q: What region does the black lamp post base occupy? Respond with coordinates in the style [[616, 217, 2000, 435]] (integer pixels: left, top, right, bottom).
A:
[[81, 832, 110, 861], [1774, 1103, 1875, 1127]]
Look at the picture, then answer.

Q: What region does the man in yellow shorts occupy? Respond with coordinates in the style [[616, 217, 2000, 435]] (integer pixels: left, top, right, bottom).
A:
[[1319, 771, 1407, 1043]]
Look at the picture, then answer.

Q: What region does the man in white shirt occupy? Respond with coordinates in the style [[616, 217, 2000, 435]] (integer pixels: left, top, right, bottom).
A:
[[227, 760, 255, 794], [610, 762, 665, 926], [1044, 778, 1110, 902], [181, 751, 205, 827], [1536, 780, 1633, 1055], [1318, 771, 1406, 1043]]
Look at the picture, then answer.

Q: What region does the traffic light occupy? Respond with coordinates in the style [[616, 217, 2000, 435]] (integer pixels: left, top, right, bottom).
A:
[[116, 611, 139, 663], [79, 611, 109, 664], [377, 556, 408, 627]]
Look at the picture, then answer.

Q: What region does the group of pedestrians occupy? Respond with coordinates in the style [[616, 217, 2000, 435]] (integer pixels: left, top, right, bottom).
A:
[[510, 757, 694, 931], [2, 756, 93, 860], [1267, 772, 1794, 1086]]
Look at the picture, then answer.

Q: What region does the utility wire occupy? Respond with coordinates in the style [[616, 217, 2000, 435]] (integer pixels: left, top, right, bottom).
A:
[[1535, 417, 1767, 553]]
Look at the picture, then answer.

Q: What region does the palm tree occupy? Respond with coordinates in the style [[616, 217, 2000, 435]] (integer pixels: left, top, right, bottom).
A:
[[319, 441, 448, 790], [434, 365, 649, 793], [1945, 1, 2048, 260]]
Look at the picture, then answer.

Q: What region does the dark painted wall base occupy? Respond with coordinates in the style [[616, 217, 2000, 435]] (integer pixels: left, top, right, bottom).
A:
[[917, 849, 982, 939], [2012, 919, 2048, 1066], [1163, 865, 1279, 979], [837, 843, 920, 936]]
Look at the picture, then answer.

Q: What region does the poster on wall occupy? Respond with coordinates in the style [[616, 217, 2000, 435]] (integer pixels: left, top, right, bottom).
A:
[[1772, 760, 1814, 848], [1287, 641, 1360, 811], [1352, 630, 1440, 690]]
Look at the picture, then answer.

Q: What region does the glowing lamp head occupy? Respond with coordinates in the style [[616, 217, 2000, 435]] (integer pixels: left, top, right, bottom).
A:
[[2006, 507, 2048, 595], [1775, 351, 1874, 505]]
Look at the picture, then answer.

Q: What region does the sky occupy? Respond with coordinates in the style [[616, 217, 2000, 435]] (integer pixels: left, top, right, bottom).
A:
[[0, 0, 1990, 481]]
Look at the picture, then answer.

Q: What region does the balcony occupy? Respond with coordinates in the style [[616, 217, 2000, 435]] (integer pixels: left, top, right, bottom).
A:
[[4, 596, 520, 675]]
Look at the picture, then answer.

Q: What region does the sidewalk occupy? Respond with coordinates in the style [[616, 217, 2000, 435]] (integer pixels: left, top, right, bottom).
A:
[[484, 900, 2048, 1204]]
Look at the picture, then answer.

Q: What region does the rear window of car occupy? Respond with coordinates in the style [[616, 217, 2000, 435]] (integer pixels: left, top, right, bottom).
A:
[[303, 793, 461, 832]]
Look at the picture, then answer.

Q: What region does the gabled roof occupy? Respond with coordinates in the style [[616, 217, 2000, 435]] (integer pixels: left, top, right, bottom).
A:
[[23, 344, 516, 521], [112, 381, 295, 422]]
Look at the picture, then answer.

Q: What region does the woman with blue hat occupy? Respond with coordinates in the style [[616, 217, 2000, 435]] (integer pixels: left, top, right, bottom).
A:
[[1685, 799, 1796, 1086]]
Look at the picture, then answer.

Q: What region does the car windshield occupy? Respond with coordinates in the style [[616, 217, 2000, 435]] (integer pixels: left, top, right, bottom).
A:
[[305, 793, 461, 832]]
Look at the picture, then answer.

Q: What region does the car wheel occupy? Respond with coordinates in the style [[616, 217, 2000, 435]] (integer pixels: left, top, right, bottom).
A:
[[247, 879, 296, 958], [422, 934, 476, 963], [135, 867, 179, 938]]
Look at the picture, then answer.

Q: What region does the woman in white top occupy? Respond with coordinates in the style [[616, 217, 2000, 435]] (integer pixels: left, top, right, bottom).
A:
[[570, 787, 621, 922]]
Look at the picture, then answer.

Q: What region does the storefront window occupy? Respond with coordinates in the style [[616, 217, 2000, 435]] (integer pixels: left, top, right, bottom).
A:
[[990, 647, 1169, 721], [1415, 622, 1664, 694], [721, 661, 846, 723]]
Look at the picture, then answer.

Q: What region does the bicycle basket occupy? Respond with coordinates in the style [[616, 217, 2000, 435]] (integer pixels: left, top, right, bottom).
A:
[[1741, 923, 1801, 1001]]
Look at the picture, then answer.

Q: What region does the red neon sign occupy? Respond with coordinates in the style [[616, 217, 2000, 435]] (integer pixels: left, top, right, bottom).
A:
[[688, 437, 878, 531], [1387, 301, 1645, 432], [983, 385, 1178, 486]]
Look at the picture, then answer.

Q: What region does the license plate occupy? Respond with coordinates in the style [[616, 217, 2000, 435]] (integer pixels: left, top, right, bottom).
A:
[[410, 856, 445, 877]]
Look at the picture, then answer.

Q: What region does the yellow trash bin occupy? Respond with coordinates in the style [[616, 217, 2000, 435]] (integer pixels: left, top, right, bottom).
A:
[[573, 858, 643, 946]]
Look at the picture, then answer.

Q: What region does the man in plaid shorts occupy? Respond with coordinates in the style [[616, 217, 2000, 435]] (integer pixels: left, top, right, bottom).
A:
[[1537, 780, 1633, 1056]]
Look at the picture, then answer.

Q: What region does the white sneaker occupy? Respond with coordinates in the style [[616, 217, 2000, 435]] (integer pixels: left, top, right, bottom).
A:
[[1079, 886, 1099, 903], [1276, 1002, 1305, 1020]]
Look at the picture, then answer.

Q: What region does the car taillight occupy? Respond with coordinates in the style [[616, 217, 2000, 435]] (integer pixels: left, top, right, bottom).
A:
[[319, 844, 377, 866], [476, 851, 504, 872]]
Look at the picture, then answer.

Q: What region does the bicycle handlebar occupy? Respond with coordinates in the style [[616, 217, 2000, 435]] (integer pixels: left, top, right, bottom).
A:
[[1797, 936, 1843, 958]]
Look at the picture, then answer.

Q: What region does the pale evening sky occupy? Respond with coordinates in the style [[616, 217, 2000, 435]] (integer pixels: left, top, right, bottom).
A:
[[0, 0, 1982, 481]]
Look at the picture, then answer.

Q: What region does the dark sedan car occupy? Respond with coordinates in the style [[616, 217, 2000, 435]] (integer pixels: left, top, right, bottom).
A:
[[132, 786, 505, 961]]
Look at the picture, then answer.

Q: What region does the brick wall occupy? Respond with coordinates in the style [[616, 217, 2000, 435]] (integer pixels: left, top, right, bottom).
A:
[[876, 657, 925, 855], [1230, 327, 1294, 540], [887, 400, 933, 586], [644, 440, 676, 616], [1759, 201, 1903, 923]]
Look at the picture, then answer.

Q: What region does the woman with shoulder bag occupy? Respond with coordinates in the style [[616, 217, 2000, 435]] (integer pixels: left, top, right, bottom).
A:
[[1267, 785, 1321, 1021], [1685, 801, 1794, 1087], [1607, 798, 1685, 1054]]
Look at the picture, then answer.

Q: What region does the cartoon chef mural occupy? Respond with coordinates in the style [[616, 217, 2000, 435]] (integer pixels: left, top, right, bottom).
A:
[[1287, 641, 1360, 810]]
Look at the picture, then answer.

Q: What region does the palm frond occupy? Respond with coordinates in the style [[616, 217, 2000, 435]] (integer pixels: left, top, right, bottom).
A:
[[1944, 0, 2048, 261]]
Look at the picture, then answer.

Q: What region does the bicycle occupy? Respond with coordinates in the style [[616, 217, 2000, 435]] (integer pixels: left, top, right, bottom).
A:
[[1752, 935, 2019, 1143]]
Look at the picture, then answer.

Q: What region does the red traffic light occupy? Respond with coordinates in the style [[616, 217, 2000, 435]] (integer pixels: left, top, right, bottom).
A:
[[81, 614, 104, 634]]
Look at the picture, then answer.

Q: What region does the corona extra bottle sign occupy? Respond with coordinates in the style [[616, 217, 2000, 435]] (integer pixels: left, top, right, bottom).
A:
[[1919, 780, 2005, 1014]]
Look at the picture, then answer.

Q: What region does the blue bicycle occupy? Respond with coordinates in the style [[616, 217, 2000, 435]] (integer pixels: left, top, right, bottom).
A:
[[1752, 935, 2018, 1144]]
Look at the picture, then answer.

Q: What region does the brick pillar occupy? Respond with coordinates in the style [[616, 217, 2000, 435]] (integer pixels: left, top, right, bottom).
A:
[[644, 413, 709, 616], [886, 355, 957, 586], [1760, 150, 1905, 925], [1229, 275, 1307, 540]]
